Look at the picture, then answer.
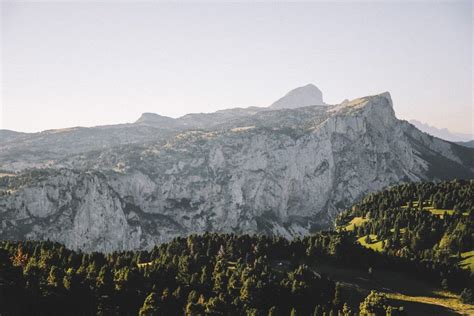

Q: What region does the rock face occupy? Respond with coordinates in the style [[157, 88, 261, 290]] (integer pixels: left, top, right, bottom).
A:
[[270, 84, 325, 109], [0, 89, 473, 252]]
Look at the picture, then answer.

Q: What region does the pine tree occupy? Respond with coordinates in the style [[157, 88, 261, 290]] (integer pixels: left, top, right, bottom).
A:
[[460, 288, 473, 304], [359, 291, 388, 315], [139, 292, 160, 316], [96, 265, 113, 293], [332, 282, 343, 309], [342, 303, 351, 316], [240, 277, 258, 306], [441, 278, 449, 290], [268, 306, 278, 316], [11, 246, 28, 268], [63, 267, 78, 291], [47, 265, 61, 288], [312, 305, 321, 316], [205, 294, 227, 314]]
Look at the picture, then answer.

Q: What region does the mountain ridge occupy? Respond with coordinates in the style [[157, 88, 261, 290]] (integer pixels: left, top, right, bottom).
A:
[[409, 119, 473, 142], [0, 89, 472, 252]]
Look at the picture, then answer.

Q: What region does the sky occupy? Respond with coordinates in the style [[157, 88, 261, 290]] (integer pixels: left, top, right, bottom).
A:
[[1, 0, 472, 134]]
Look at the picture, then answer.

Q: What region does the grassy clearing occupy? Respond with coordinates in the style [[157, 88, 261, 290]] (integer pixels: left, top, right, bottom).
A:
[[343, 217, 368, 231], [423, 207, 455, 217], [315, 264, 474, 315], [389, 228, 406, 233], [403, 201, 467, 218], [137, 262, 153, 268], [387, 291, 473, 316], [357, 234, 385, 252], [460, 250, 474, 271]]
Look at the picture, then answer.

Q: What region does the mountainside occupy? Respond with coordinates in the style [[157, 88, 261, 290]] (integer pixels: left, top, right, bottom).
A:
[[0, 88, 473, 252], [337, 180, 473, 271]]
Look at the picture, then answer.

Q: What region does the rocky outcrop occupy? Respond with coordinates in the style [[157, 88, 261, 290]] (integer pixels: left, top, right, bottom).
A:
[[0, 91, 472, 252]]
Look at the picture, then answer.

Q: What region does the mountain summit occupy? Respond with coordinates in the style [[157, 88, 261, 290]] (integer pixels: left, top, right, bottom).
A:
[[269, 84, 325, 109]]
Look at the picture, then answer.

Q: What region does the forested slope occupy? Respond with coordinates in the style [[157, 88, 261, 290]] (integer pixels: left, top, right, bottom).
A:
[[0, 180, 473, 315], [337, 179, 473, 272]]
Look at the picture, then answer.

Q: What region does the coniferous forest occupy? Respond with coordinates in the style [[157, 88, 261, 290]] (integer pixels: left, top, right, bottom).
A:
[[0, 180, 473, 315]]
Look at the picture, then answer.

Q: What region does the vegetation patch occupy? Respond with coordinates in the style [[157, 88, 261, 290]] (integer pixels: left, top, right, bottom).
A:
[[341, 216, 368, 231], [357, 234, 385, 252], [460, 250, 474, 271]]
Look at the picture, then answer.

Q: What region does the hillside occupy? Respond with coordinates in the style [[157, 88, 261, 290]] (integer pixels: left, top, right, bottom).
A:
[[337, 180, 473, 272], [1, 233, 472, 316], [1, 181, 473, 315]]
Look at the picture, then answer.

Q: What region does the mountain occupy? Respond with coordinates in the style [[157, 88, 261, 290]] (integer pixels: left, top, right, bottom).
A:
[[409, 119, 473, 142], [269, 84, 325, 109], [0, 89, 473, 252]]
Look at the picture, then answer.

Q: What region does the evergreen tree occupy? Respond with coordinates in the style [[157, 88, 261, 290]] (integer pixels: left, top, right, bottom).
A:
[[312, 305, 322, 316], [139, 292, 160, 316], [359, 291, 388, 315], [332, 282, 343, 309], [47, 265, 62, 288], [268, 305, 279, 316], [460, 288, 473, 304], [342, 303, 351, 316]]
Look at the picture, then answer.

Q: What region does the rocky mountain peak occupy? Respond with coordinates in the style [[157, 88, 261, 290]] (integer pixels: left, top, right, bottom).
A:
[[378, 92, 392, 105], [136, 112, 174, 123], [135, 112, 176, 127], [269, 84, 326, 109]]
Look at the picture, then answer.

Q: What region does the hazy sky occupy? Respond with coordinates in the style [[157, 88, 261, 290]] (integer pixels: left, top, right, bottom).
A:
[[1, 0, 472, 134]]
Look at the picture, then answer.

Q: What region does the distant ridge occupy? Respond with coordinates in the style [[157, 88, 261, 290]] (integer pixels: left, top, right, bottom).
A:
[[457, 140, 474, 148], [409, 119, 473, 142]]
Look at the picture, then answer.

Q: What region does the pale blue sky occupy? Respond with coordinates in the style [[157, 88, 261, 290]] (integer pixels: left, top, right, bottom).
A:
[[1, 1, 472, 134]]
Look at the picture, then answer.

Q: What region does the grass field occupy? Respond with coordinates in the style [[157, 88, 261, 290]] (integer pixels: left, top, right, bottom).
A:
[[423, 207, 456, 217], [314, 264, 474, 315], [342, 217, 368, 231], [357, 234, 385, 252], [402, 202, 468, 218], [460, 250, 474, 271], [389, 227, 406, 233]]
